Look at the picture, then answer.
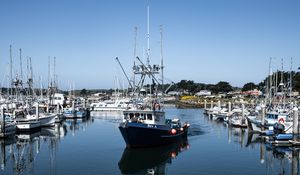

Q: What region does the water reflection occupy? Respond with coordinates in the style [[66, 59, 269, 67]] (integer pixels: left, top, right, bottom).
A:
[[225, 124, 300, 175], [0, 117, 93, 175], [118, 139, 189, 175], [64, 117, 94, 136]]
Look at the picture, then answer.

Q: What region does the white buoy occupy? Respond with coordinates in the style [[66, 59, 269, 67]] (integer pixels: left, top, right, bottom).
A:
[[210, 100, 213, 109], [204, 100, 207, 109]]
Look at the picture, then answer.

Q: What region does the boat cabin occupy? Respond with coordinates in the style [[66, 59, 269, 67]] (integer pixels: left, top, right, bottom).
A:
[[265, 111, 288, 125], [123, 110, 165, 125]]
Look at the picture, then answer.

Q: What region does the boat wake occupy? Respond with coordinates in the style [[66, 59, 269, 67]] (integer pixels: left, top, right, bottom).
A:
[[187, 124, 205, 136]]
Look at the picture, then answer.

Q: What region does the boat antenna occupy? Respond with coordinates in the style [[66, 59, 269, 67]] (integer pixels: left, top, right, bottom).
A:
[[146, 4, 150, 65], [115, 57, 134, 89]]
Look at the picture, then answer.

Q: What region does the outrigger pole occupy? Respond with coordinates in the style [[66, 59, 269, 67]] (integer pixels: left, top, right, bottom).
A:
[[115, 57, 134, 89]]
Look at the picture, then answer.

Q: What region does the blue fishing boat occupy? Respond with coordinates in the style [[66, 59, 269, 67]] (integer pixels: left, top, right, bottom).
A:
[[119, 107, 189, 148], [117, 5, 189, 148]]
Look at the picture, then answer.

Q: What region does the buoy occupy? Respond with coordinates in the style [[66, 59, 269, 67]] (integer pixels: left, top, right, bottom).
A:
[[171, 152, 176, 158], [279, 118, 284, 124], [171, 129, 177, 134]]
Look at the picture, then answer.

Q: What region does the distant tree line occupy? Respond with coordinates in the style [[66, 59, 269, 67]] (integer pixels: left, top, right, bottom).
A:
[[65, 70, 300, 96], [5, 70, 297, 97], [163, 80, 235, 94], [245, 71, 300, 93]]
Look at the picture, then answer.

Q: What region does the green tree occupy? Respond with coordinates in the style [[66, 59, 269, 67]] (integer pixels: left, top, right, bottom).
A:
[[242, 82, 257, 91], [214, 81, 232, 93], [80, 88, 87, 96], [294, 72, 300, 92]]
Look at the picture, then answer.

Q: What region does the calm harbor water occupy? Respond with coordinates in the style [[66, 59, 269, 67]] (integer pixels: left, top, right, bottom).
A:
[[0, 106, 298, 175]]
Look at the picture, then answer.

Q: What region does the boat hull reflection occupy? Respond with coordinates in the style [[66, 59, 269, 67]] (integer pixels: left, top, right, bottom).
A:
[[118, 138, 189, 174]]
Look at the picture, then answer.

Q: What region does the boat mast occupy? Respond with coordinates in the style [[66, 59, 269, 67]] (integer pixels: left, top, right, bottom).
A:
[[48, 56, 51, 104], [146, 5, 150, 66], [19, 48, 23, 84], [9, 45, 13, 97], [133, 26, 137, 88], [160, 25, 164, 101], [268, 57, 272, 105], [290, 57, 293, 103], [53, 56, 56, 100]]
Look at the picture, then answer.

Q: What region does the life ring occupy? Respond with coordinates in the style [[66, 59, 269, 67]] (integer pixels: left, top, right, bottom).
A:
[[278, 118, 284, 124]]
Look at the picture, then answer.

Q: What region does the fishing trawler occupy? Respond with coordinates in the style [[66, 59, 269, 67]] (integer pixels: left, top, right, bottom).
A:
[[118, 6, 189, 148]]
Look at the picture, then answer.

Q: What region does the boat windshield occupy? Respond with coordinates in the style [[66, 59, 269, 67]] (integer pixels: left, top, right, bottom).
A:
[[28, 109, 36, 115]]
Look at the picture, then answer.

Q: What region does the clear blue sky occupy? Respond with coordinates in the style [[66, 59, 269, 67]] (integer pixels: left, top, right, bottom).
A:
[[1, 0, 299, 90]]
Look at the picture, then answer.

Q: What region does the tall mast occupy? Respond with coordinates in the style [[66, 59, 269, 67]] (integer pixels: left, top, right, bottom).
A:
[[133, 27, 137, 88], [280, 58, 283, 86], [53, 56, 56, 90], [48, 56, 51, 89], [290, 57, 293, 103], [160, 25, 164, 93], [146, 5, 150, 65], [9, 45, 13, 97], [29, 57, 33, 96], [268, 57, 272, 105], [19, 48, 23, 82]]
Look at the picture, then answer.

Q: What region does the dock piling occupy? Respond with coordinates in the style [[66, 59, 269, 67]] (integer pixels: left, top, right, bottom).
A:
[[293, 106, 299, 141], [261, 104, 265, 131], [292, 148, 299, 175], [0, 108, 4, 133]]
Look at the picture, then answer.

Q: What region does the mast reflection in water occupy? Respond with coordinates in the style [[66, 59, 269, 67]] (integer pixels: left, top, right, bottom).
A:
[[1, 108, 299, 175], [0, 117, 93, 175], [0, 124, 67, 175], [118, 139, 189, 175]]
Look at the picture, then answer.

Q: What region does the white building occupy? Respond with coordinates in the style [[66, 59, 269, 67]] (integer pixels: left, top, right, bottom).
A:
[[195, 90, 211, 96]]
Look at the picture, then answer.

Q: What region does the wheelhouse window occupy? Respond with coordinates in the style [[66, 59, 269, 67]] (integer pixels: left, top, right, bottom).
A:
[[155, 116, 160, 122], [124, 113, 129, 120], [129, 113, 134, 119], [147, 114, 152, 120]]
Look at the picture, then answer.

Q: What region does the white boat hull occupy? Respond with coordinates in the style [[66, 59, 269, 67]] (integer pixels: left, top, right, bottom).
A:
[[0, 122, 16, 138], [16, 120, 41, 131], [39, 114, 56, 126]]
